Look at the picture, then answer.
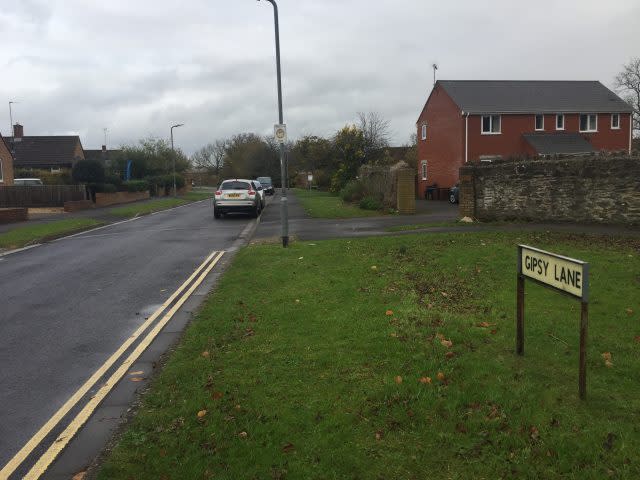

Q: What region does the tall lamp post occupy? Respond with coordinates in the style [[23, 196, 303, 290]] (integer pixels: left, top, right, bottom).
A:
[[258, 0, 288, 247], [8, 101, 17, 155], [170, 123, 184, 197]]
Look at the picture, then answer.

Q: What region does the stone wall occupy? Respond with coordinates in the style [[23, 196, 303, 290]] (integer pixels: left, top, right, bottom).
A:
[[459, 155, 640, 224]]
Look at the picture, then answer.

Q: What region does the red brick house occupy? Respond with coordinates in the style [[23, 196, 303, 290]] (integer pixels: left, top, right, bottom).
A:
[[0, 133, 14, 185], [416, 80, 633, 198]]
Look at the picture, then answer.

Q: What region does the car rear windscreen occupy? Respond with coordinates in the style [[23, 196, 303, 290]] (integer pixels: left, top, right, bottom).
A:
[[257, 177, 272, 185], [221, 181, 250, 190]]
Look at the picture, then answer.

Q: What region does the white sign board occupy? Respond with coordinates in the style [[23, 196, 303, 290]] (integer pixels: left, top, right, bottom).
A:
[[274, 124, 287, 144], [307, 174, 313, 182], [518, 245, 589, 300]]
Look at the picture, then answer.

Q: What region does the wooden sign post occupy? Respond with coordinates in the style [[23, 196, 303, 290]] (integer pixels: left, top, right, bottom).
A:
[[517, 245, 590, 399]]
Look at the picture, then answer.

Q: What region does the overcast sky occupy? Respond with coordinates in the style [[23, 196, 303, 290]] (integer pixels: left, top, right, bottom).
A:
[[1, 0, 638, 155]]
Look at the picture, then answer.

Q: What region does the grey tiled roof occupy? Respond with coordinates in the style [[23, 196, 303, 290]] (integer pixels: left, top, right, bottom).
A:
[[522, 133, 595, 155], [439, 80, 632, 114], [6, 136, 83, 168]]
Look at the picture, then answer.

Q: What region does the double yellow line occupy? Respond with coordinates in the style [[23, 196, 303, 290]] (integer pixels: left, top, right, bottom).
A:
[[0, 250, 225, 480]]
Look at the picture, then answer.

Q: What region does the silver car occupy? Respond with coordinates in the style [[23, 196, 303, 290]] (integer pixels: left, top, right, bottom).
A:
[[213, 179, 261, 219]]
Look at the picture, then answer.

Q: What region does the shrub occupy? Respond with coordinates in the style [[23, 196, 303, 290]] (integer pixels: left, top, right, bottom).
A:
[[105, 174, 123, 188], [89, 183, 117, 193], [122, 180, 149, 192], [340, 180, 366, 203], [359, 195, 383, 211], [72, 160, 105, 184]]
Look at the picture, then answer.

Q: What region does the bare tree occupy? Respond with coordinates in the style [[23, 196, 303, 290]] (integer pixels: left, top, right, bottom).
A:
[[615, 57, 640, 135], [191, 139, 228, 173], [357, 111, 391, 163]]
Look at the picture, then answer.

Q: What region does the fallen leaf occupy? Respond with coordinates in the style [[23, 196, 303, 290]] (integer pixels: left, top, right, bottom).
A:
[[238, 431, 248, 438], [295, 299, 300, 304], [530, 426, 540, 441], [419, 376, 432, 384], [385, 310, 394, 316], [601, 352, 612, 361], [605, 360, 614, 368], [441, 291, 448, 297], [371, 265, 378, 270], [394, 375, 403, 384], [197, 410, 207, 419], [282, 442, 295, 453], [72, 472, 86, 480], [128, 370, 144, 375], [436, 333, 445, 340], [445, 351, 455, 359], [235, 404, 242, 411], [201, 351, 210, 358], [440, 339, 453, 348], [427, 303, 434, 309], [476, 321, 495, 328], [634, 336, 640, 343], [212, 391, 224, 400], [436, 372, 445, 382], [298, 256, 304, 260], [375, 430, 383, 440], [130, 377, 145, 382], [389, 332, 398, 337], [626, 308, 633, 315], [490, 329, 498, 335]]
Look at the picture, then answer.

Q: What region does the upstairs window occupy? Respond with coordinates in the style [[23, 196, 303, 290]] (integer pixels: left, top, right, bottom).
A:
[[611, 113, 620, 129], [556, 114, 565, 130], [535, 114, 544, 131], [421, 160, 427, 180], [579, 114, 597, 132], [421, 124, 427, 140], [481, 115, 501, 134]]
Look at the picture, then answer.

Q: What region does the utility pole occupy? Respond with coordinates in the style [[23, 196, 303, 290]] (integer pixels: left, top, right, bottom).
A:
[[170, 123, 184, 197], [258, 0, 289, 247]]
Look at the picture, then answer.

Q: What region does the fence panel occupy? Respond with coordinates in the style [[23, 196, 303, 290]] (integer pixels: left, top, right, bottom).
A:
[[0, 185, 86, 207]]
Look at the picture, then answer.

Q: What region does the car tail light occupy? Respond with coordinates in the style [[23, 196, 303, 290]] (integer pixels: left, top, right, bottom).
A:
[[215, 190, 222, 196], [248, 190, 256, 196]]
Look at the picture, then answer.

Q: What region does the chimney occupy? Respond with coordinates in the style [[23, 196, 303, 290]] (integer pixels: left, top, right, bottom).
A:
[[13, 123, 23, 138], [102, 145, 107, 152]]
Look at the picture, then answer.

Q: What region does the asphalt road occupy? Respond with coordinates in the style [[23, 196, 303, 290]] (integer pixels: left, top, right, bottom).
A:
[[0, 199, 250, 473]]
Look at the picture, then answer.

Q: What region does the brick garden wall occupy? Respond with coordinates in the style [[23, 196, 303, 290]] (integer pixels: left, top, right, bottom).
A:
[[0, 208, 28, 224], [459, 154, 640, 224]]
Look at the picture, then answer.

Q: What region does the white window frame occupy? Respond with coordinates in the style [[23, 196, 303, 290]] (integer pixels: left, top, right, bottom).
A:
[[51, 167, 61, 173], [556, 114, 565, 131], [579, 114, 597, 133], [535, 114, 544, 131], [420, 160, 427, 180], [481, 115, 501, 135], [421, 124, 427, 140], [611, 113, 620, 130]]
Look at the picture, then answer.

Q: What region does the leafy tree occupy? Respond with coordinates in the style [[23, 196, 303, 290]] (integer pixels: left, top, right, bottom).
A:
[[330, 125, 365, 192], [111, 137, 189, 179], [72, 159, 105, 184], [221, 133, 280, 184], [615, 57, 640, 135]]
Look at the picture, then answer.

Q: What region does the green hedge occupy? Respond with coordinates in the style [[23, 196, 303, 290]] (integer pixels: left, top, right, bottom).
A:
[[122, 180, 149, 192], [340, 180, 367, 203], [359, 195, 383, 211]]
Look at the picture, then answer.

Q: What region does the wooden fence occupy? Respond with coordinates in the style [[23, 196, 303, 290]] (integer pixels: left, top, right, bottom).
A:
[[0, 185, 86, 207]]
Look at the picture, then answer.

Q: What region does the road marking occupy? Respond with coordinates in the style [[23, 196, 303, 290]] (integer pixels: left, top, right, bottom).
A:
[[0, 249, 222, 480], [24, 250, 225, 480], [52, 216, 141, 241], [0, 244, 42, 258]]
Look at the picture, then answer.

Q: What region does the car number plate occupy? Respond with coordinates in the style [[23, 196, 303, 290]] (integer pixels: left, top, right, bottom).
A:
[[227, 193, 241, 198]]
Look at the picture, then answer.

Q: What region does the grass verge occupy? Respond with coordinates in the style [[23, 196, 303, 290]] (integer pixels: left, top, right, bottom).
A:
[[98, 231, 640, 479], [386, 221, 474, 232], [294, 188, 383, 218], [109, 198, 188, 218], [0, 218, 102, 250], [181, 191, 215, 202]]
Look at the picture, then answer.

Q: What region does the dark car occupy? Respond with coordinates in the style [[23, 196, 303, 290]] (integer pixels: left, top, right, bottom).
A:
[[449, 184, 459, 204], [256, 176, 275, 195]]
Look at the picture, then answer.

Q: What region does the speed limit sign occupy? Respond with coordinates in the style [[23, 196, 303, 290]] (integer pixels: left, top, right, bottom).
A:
[[274, 124, 287, 144]]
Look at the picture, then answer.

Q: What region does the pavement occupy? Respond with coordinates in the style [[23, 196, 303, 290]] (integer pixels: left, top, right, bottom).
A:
[[0, 198, 257, 479]]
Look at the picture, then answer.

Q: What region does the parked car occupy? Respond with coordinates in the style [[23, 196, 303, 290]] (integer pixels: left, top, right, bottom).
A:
[[252, 180, 266, 210], [213, 179, 261, 219], [449, 184, 459, 204], [14, 178, 44, 186], [256, 176, 275, 195]]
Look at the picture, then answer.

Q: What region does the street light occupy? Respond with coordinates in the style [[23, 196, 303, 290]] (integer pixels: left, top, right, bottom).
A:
[[258, 0, 289, 248], [170, 123, 184, 197], [8, 101, 18, 155]]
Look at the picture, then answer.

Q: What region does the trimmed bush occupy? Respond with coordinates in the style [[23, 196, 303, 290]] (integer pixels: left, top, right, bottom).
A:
[[72, 160, 105, 184], [340, 180, 366, 203], [105, 174, 123, 188], [359, 195, 383, 211], [89, 183, 117, 193], [122, 180, 149, 192]]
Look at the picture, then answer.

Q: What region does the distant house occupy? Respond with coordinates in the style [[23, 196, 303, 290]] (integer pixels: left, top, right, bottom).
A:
[[416, 80, 633, 197], [84, 146, 121, 169], [6, 124, 85, 173], [0, 133, 15, 185]]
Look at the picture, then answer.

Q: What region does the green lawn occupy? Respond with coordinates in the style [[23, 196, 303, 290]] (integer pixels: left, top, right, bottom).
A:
[[98, 231, 640, 479], [181, 191, 215, 202], [0, 218, 102, 249], [386, 221, 473, 231], [294, 188, 384, 218], [109, 198, 188, 218]]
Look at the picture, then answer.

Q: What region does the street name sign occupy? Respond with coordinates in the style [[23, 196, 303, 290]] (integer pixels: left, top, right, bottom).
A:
[[516, 245, 590, 399]]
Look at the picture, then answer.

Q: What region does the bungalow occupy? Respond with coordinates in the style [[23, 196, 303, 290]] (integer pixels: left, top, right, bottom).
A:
[[84, 146, 122, 169], [6, 123, 85, 173], [416, 80, 633, 198], [0, 133, 14, 185]]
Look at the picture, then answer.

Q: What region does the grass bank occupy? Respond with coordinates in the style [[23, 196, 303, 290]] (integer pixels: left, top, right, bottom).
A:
[[294, 188, 383, 218], [99, 231, 640, 479], [0, 218, 102, 250], [386, 221, 473, 232]]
